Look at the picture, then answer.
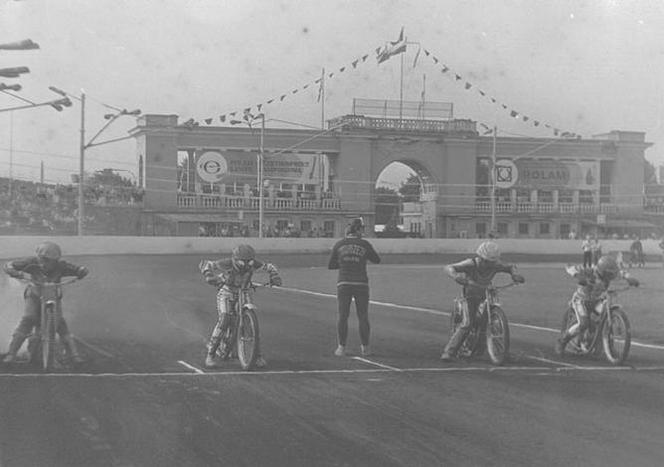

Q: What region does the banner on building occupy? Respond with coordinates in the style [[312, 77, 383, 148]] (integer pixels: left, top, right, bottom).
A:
[[488, 158, 599, 190], [196, 150, 326, 186]]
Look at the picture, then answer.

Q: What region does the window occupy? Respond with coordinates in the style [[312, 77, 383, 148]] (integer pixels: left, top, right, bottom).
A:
[[323, 220, 335, 237], [276, 219, 289, 230], [497, 222, 508, 236], [252, 220, 260, 231], [539, 223, 550, 235], [475, 222, 487, 237], [560, 223, 571, 238], [518, 223, 529, 235], [300, 220, 312, 232]]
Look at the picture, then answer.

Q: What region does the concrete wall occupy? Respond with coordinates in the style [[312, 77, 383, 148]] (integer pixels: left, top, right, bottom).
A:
[[0, 236, 661, 259]]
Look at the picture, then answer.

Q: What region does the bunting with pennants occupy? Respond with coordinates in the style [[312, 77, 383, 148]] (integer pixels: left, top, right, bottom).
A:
[[419, 46, 580, 138], [188, 48, 377, 127], [184, 30, 580, 139]]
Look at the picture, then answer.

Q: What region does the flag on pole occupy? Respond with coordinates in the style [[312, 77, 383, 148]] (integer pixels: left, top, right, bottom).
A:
[[376, 27, 407, 64]]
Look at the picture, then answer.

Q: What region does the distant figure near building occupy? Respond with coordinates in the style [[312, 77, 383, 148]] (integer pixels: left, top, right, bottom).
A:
[[582, 235, 592, 268], [591, 236, 602, 266], [629, 236, 644, 268], [328, 218, 381, 357]]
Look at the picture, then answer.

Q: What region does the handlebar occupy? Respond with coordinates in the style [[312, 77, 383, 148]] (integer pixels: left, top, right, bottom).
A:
[[461, 279, 521, 290], [16, 276, 80, 287]]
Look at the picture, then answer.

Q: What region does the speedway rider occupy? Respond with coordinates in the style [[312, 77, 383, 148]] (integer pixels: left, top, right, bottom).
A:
[[199, 244, 282, 369], [556, 255, 639, 355], [2, 241, 89, 364], [441, 241, 524, 361]]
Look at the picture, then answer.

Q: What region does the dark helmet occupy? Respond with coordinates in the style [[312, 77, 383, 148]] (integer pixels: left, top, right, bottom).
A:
[[232, 244, 255, 261], [596, 255, 619, 280], [35, 241, 61, 260], [345, 217, 364, 236]]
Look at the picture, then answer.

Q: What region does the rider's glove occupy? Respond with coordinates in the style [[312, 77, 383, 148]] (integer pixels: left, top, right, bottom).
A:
[[206, 275, 223, 287], [511, 274, 525, 284], [454, 276, 468, 286], [8, 271, 25, 280], [269, 275, 283, 287], [76, 266, 89, 279], [626, 277, 639, 287]]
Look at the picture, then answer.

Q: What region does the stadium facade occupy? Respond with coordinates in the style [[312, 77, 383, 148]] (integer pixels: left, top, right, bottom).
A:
[[130, 110, 655, 238]]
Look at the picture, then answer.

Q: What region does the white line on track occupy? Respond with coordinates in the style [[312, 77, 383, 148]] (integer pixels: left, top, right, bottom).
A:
[[3, 365, 664, 378], [178, 360, 205, 374], [526, 355, 582, 369], [277, 286, 664, 351], [352, 356, 402, 371]]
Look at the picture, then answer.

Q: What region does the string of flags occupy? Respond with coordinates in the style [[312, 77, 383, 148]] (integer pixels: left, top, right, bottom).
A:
[[183, 49, 382, 128], [183, 27, 580, 139], [417, 46, 581, 139]]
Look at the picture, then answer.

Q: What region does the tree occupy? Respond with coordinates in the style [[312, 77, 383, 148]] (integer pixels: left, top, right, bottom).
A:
[[89, 168, 133, 187], [374, 186, 400, 225], [399, 173, 422, 202]]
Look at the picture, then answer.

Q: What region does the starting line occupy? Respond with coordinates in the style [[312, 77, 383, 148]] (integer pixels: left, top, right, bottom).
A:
[[3, 363, 664, 378]]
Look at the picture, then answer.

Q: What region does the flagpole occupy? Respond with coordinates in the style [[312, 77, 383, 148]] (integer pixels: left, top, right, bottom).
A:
[[491, 124, 497, 233], [320, 67, 325, 129], [399, 49, 404, 126]]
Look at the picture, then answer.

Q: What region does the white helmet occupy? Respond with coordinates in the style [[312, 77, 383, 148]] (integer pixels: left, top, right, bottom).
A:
[[476, 241, 500, 262]]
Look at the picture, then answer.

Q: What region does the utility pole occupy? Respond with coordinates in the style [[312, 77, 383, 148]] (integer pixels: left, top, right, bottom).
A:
[[78, 91, 86, 236]]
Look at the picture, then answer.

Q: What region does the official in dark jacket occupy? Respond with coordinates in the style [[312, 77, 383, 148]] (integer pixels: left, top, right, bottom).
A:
[[328, 218, 380, 357]]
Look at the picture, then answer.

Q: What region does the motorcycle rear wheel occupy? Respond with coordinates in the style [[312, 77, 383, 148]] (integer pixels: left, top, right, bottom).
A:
[[486, 306, 510, 365], [237, 308, 260, 370], [559, 307, 591, 356], [450, 301, 482, 357], [602, 307, 631, 365]]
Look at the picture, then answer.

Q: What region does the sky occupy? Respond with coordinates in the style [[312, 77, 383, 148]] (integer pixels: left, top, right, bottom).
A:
[[1, 0, 663, 187]]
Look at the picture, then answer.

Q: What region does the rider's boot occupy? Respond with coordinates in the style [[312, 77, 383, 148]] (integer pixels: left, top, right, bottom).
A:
[[63, 335, 84, 364], [204, 352, 219, 368], [3, 333, 27, 364], [555, 334, 571, 356]]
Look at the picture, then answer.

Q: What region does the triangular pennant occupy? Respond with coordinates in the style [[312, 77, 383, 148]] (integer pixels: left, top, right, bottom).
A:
[[533, 120, 540, 127], [501, 104, 508, 109], [204, 118, 212, 125], [465, 82, 472, 90], [455, 74, 462, 80], [432, 56, 439, 64], [328, 72, 334, 78], [491, 97, 496, 103], [257, 104, 263, 111], [339, 66, 345, 72], [220, 115, 226, 122], [292, 89, 298, 94], [352, 59, 359, 68], [479, 90, 485, 96], [362, 54, 368, 61], [424, 49, 430, 56], [522, 116, 529, 122], [510, 110, 518, 118], [229, 111, 237, 117], [302, 84, 309, 90], [441, 66, 449, 73], [267, 99, 274, 104], [314, 78, 321, 84], [280, 95, 286, 101]]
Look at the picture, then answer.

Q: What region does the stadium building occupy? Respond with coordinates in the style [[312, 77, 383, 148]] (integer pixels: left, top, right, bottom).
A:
[[130, 99, 656, 238]]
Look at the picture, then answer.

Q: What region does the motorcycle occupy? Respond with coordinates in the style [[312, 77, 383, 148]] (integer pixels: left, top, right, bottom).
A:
[[559, 285, 633, 365], [214, 282, 266, 371], [20, 276, 81, 371], [449, 281, 520, 366]]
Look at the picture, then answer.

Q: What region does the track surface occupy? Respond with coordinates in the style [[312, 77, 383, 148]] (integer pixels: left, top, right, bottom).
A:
[[1, 254, 664, 467]]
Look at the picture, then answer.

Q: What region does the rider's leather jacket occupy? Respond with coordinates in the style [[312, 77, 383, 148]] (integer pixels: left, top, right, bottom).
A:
[[565, 264, 628, 302], [3, 257, 87, 298], [446, 257, 516, 299], [200, 258, 280, 293]]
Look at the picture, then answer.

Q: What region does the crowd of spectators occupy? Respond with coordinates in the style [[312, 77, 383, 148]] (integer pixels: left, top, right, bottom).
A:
[[0, 177, 143, 235]]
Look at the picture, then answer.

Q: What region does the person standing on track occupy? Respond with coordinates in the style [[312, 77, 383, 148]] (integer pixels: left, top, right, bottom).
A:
[[581, 235, 592, 269], [328, 218, 381, 357]]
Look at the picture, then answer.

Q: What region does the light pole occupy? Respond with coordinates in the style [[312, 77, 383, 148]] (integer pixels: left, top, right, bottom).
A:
[[49, 86, 140, 235]]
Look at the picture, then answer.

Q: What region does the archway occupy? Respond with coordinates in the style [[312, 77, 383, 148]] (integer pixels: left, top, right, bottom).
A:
[[374, 160, 436, 238]]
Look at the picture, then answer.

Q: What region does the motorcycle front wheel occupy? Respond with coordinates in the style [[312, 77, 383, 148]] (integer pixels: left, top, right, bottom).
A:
[[41, 305, 57, 371], [237, 308, 260, 370], [486, 306, 510, 365], [602, 307, 631, 365]]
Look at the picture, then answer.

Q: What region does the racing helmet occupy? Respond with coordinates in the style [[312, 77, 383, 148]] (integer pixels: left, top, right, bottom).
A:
[[35, 241, 62, 260], [345, 217, 364, 236], [232, 244, 256, 270], [596, 255, 619, 280], [476, 241, 500, 262]]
